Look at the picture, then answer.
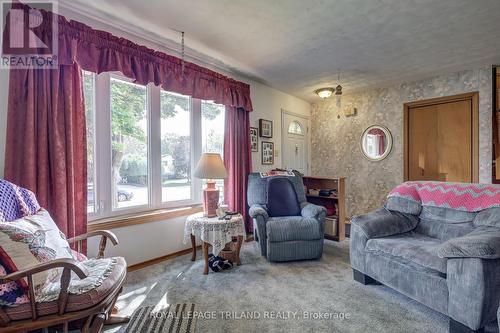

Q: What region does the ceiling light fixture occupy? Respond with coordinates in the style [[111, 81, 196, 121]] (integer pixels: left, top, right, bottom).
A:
[[315, 87, 335, 99], [315, 70, 343, 100]]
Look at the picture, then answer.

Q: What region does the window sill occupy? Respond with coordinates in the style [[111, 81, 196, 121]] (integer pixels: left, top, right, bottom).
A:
[[87, 205, 203, 231]]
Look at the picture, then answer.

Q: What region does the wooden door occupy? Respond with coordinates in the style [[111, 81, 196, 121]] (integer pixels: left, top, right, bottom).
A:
[[404, 93, 479, 183]]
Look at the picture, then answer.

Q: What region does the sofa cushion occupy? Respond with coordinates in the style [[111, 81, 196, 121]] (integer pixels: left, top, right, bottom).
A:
[[385, 197, 422, 215], [266, 216, 322, 242], [266, 178, 301, 217], [352, 207, 419, 239], [4, 256, 126, 321], [438, 226, 500, 259], [365, 232, 447, 275], [415, 219, 475, 241], [419, 206, 477, 224], [474, 207, 500, 227]]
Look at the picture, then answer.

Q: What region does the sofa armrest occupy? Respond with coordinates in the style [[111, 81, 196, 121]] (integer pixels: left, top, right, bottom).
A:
[[249, 204, 269, 220], [300, 202, 327, 220], [447, 257, 500, 330], [438, 226, 500, 259], [351, 207, 418, 239]]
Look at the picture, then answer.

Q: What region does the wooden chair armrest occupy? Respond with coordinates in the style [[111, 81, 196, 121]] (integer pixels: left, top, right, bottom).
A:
[[0, 258, 88, 283], [0, 258, 89, 320], [67, 230, 118, 246], [68, 230, 118, 259]]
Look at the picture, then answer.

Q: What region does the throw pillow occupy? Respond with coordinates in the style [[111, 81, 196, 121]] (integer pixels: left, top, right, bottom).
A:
[[0, 209, 73, 306]]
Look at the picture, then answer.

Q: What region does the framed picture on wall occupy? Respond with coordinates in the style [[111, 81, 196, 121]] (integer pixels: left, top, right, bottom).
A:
[[259, 119, 273, 138], [261, 141, 274, 165], [250, 127, 258, 152]]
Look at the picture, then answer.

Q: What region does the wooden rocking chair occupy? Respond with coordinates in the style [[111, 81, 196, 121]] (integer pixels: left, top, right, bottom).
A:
[[0, 230, 130, 333]]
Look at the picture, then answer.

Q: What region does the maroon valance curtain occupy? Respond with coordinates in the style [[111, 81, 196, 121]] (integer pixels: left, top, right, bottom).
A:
[[3, 3, 253, 239], [2, 3, 253, 111]]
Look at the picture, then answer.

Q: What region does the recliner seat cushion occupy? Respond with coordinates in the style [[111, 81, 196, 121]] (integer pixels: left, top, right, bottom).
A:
[[266, 216, 322, 242], [266, 178, 301, 217], [365, 232, 447, 274]]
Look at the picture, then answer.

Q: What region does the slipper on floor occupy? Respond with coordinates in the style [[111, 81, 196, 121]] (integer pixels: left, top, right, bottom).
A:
[[208, 254, 233, 272]]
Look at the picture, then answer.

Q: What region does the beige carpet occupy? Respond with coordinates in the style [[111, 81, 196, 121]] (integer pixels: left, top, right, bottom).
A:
[[105, 240, 498, 333]]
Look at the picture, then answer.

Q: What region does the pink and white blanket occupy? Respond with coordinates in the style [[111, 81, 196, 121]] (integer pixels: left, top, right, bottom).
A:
[[388, 181, 500, 212]]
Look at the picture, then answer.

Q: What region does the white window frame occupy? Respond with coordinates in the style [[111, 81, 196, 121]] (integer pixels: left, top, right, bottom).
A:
[[86, 72, 219, 222]]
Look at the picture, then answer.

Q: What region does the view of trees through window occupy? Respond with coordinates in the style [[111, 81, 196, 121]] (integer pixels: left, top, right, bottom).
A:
[[111, 77, 148, 209], [83, 72, 226, 218], [160, 91, 191, 202]]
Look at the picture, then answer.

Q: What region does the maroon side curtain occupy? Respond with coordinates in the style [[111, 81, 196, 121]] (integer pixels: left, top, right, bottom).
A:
[[224, 107, 252, 232], [4, 64, 87, 242]]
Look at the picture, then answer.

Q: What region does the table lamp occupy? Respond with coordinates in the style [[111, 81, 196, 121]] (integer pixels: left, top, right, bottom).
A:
[[194, 153, 228, 217]]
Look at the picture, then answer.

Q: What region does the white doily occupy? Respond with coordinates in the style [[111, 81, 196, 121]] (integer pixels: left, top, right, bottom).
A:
[[183, 212, 246, 256]]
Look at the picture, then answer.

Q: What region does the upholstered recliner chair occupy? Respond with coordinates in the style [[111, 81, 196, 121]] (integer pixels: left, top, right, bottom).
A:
[[350, 181, 500, 333], [247, 172, 327, 262]]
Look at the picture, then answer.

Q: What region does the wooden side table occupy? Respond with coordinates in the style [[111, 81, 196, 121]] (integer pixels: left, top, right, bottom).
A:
[[184, 212, 246, 275]]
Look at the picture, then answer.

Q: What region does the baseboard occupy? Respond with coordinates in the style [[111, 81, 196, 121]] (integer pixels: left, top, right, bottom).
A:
[[127, 235, 255, 272], [127, 246, 202, 272]]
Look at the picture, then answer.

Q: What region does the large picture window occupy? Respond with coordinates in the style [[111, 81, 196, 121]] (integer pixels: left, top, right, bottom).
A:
[[85, 72, 225, 221]]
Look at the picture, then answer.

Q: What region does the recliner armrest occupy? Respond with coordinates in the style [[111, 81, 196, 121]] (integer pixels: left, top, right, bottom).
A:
[[249, 204, 269, 220], [351, 207, 418, 239], [438, 226, 500, 259], [300, 202, 327, 220]]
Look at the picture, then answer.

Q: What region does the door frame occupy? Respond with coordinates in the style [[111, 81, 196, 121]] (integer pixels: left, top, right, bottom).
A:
[[281, 109, 310, 174], [403, 92, 479, 182]]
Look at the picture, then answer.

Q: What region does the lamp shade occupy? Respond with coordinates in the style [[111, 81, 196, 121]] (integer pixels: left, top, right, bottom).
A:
[[193, 153, 227, 179]]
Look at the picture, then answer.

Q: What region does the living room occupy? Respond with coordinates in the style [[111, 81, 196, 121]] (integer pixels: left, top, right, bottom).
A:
[[0, 1, 500, 333]]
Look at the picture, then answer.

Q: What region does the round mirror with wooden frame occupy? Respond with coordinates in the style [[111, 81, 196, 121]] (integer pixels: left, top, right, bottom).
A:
[[360, 125, 393, 161]]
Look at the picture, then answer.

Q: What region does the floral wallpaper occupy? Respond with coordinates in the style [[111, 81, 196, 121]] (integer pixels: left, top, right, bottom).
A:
[[311, 67, 492, 218]]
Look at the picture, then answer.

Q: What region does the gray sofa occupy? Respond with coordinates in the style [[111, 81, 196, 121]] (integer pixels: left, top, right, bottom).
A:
[[247, 172, 327, 262], [350, 182, 500, 333]]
